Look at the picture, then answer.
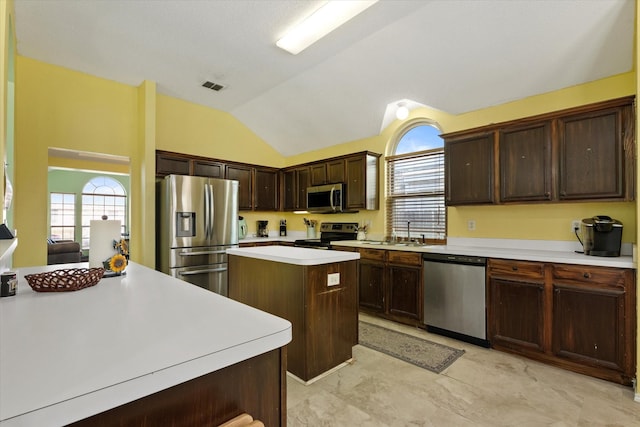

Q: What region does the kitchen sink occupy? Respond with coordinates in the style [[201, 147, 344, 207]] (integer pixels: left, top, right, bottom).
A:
[[361, 240, 428, 247]]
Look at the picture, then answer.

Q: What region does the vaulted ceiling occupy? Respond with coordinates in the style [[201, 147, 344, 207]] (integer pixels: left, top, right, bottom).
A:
[[14, 0, 635, 156]]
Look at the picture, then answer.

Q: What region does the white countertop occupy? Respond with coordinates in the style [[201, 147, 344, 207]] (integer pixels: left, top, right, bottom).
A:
[[332, 239, 636, 269], [0, 262, 291, 426], [227, 245, 360, 265]]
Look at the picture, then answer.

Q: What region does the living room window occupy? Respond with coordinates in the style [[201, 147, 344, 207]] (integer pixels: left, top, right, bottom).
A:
[[386, 123, 445, 242], [50, 192, 75, 240], [81, 177, 127, 249]]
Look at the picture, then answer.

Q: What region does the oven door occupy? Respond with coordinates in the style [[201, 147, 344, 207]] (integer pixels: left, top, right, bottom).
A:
[[294, 239, 331, 249]]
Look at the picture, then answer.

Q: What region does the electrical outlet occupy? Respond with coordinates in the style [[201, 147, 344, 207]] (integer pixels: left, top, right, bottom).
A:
[[571, 220, 581, 233], [467, 220, 476, 231], [327, 273, 340, 286]]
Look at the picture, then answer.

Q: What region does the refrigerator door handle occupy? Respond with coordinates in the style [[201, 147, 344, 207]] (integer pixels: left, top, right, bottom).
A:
[[204, 184, 211, 240], [179, 250, 227, 256], [209, 183, 215, 240], [179, 267, 227, 276]]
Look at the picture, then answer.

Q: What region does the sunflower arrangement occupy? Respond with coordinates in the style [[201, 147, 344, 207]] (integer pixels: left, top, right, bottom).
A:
[[103, 238, 129, 276], [108, 254, 128, 273], [114, 238, 129, 259]]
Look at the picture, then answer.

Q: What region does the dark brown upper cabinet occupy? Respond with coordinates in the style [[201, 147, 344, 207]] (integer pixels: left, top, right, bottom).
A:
[[443, 96, 635, 205], [296, 167, 311, 211], [445, 133, 495, 205], [193, 160, 225, 178], [327, 159, 346, 184], [281, 166, 310, 212], [226, 164, 253, 210], [282, 152, 379, 212], [281, 169, 296, 211], [310, 159, 345, 186], [310, 163, 327, 186], [156, 150, 381, 212], [156, 152, 191, 176], [253, 167, 279, 211], [345, 153, 379, 210], [558, 105, 630, 200], [499, 122, 552, 202]]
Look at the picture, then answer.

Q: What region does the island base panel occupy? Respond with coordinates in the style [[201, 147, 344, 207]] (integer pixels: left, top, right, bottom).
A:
[[69, 347, 287, 427], [229, 255, 358, 382]]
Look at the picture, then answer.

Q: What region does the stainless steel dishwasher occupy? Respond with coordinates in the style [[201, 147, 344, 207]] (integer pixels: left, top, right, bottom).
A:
[[423, 253, 489, 347]]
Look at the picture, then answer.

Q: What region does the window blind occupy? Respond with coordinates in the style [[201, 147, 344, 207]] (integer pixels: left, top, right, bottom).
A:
[[386, 148, 446, 242]]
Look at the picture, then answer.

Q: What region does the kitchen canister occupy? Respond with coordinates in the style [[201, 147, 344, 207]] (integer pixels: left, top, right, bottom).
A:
[[306, 225, 316, 239], [0, 271, 17, 297]]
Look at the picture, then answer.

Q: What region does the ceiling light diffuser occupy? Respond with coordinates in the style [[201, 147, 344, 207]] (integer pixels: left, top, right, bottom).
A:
[[276, 0, 378, 55], [396, 104, 409, 120]]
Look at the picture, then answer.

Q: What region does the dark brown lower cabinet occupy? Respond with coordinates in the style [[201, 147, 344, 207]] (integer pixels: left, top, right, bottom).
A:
[[388, 265, 422, 321], [359, 258, 385, 312], [488, 278, 545, 353], [488, 259, 636, 386], [354, 248, 423, 326]]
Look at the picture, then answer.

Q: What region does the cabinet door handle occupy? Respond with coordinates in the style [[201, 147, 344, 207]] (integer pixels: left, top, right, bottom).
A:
[[512, 266, 518, 271], [583, 272, 591, 279]]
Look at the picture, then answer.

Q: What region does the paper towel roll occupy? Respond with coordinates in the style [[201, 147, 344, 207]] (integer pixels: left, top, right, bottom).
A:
[[89, 220, 121, 268]]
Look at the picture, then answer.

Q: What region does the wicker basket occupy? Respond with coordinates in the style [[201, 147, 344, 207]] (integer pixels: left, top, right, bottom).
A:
[[25, 268, 105, 292]]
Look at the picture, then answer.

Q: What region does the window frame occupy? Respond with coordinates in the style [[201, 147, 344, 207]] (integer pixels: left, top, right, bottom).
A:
[[49, 192, 76, 241], [81, 177, 128, 249], [386, 122, 446, 244]]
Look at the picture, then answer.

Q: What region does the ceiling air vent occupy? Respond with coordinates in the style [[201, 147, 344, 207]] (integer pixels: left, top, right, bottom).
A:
[[202, 81, 225, 91]]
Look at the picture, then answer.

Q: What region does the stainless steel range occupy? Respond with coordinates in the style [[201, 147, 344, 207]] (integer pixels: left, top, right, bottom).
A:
[[294, 222, 358, 249]]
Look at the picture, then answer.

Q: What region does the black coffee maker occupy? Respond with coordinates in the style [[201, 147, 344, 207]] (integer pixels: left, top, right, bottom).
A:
[[257, 220, 269, 238], [579, 215, 623, 257]]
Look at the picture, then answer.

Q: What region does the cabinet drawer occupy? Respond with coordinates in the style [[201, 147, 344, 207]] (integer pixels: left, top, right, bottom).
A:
[[552, 264, 627, 287], [359, 248, 386, 261], [489, 259, 544, 279], [333, 246, 358, 252], [388, 250, 422, 266]]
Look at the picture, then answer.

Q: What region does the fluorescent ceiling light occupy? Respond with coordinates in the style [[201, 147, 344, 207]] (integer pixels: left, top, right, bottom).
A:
[[276, 1, 378, 55]]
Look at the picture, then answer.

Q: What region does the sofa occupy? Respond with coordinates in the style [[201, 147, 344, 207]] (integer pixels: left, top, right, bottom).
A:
[[47, 239, 82, 265]]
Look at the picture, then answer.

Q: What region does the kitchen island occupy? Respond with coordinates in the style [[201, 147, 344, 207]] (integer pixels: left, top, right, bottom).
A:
[[0, 262, 291, 426], [227, 245, 360, 383]]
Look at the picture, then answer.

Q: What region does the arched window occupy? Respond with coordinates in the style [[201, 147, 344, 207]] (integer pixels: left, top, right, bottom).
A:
[[386, 123, 445, 242], [81, 176, 127, 248]]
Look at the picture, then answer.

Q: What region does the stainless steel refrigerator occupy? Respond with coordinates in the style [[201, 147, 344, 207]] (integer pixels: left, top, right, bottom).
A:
[[157, 174, 239, 296]]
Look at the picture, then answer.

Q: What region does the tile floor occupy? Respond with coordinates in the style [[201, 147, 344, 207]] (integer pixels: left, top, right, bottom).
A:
[[287, 313, 639, 426]]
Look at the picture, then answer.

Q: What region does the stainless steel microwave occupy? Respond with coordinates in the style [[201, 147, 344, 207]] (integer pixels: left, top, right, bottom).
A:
[[307, 183, 344, 213]]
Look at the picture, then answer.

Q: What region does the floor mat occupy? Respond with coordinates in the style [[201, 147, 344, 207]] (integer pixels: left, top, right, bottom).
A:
[[358, 321, 465, 374]]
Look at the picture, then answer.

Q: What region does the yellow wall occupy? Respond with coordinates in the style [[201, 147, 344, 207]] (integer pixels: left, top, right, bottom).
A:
[[14, 57, 138, 266], [0, 0, 15, 220], [156, 94, 284, 168]]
